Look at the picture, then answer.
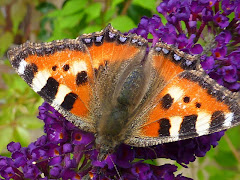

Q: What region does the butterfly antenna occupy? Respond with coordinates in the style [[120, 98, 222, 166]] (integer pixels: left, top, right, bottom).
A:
[[32, 151, 71, 164], [146, 146, 158, 159], [108, 154, 122, 180]]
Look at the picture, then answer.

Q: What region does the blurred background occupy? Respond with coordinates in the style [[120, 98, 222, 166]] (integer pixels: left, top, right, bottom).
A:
[[0, 0, 240, 179]]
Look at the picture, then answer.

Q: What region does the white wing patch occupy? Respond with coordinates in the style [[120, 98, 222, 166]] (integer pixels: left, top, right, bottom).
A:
[[169, 116, 182, 139], [53, 84, 72, 105], [167, 86, 184, 102], [224, 112, 234, 127], [32, 70, 51, 92], [196, 111, 211, 136], [71, 61, 88, 75], [18, 60, 28, 75]]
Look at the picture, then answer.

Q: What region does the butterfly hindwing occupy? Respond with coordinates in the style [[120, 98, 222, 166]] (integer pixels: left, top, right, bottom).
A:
[[125, 44, 240, 147]]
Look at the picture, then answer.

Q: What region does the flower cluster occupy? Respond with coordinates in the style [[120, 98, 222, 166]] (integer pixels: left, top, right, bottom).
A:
[[130, 0, 240, 91], [1, 0, 239, 179], [0, 102, 192, 179]]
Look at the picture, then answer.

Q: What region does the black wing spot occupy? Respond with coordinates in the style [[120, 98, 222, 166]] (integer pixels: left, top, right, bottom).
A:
[[63, 64, 70, 71], [38, 77, 59, 102], [76, 71, 88, 86], [61, 93, 78, 110], [52, 65, 57, 71], [183, 96, 190, 103], [161, 94, 174, 109], [179, 115, 198, 136], [23, 63, 38, 84], [158, 118, 171, 136], [209, 111, 225, 131], [196, 103, 201, 108]]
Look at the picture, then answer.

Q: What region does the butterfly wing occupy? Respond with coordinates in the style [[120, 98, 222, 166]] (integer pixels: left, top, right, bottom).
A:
[[125, 43, 240, 146], [8, 25, 148, 133], [8, 39, 98, 132]]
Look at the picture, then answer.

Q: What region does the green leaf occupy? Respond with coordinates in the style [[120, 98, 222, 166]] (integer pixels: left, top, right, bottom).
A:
[[0, 32, 13, 56], [61, 0, 87, 16], [0, 106, 14, 125], [226, 126, 240, 149], [18, 115, 43, 129], [206, 166, 236, 180], [109, 16, 136, 32], [2, 73, 28, 92], [215, 150, 238, 167], [0, 127, 13, 152], [10, 1, 26, 34], [13, 126, 30, 147], [46, 9, 61, 18], [111, 0, 125, 7], [82, 25, 102, 34], [197, 169, 205, 180], [104, 7, 116, 23], [36, 2, 56, 13], [132, 0, 156, 11], [59, 13, 84, 29], [217, 135, 232, 152], [85, 3, 102, 23]]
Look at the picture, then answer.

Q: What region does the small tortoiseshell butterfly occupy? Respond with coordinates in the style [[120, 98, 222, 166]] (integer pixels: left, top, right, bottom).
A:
[[7, 25, 240, 159]]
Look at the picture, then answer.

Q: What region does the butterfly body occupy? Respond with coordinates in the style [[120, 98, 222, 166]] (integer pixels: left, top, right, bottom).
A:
[[7, 25, 240, 158]]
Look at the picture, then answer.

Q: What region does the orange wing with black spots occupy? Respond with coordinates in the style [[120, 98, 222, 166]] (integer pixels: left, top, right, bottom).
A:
[[7, 40, 96, 132], [7, 25, 148, 134], [126, 44, 240, 147]]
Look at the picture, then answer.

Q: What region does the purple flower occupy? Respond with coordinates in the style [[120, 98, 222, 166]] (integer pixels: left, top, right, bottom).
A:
[[201, 56, 215, 71], [212, 46, 227, 60], [221, 65, 238, 83], [0, 102, 202, 179], [202, 8, 214, 22], [213, 12, 230, 28], [215, 30, 232, 45], [222, 0, 235, 15], [234, 4, 240, 20]]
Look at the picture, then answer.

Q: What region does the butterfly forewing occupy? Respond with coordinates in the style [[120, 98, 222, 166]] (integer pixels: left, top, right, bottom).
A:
[[7, 40, 97, 132]]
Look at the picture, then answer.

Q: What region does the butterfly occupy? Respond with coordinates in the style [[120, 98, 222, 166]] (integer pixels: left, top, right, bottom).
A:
[[7, 24, 240, 160]]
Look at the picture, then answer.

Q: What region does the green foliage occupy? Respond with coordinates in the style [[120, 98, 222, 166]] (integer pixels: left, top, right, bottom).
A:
[[194, 126, 240, 179], [37, 0, 157, 41], [0, 63, 43, 153], [110, 16, 136, 31]]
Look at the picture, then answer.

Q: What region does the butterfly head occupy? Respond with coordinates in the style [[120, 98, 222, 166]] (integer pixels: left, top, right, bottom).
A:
[[95, 135, 120, 161]]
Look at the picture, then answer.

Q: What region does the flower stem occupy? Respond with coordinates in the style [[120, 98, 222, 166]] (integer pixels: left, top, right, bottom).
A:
[[194, 22, 206, 43]]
